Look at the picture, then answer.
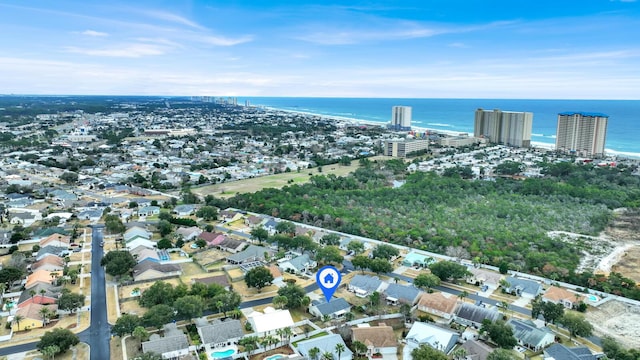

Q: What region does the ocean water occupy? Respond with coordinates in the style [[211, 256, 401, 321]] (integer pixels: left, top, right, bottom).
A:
[[239, 97, 640, 158]]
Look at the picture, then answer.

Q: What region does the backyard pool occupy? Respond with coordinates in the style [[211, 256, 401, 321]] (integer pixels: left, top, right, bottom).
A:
[[211, 345, 238, 359], [587, 294, 599, 302], [265, 355, 285, 360]]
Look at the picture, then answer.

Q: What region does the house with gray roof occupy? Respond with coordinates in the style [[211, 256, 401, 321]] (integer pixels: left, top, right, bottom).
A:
[[226, 245, 273, 264], [348, 274, 387, 297], [460, 339, 493, 360], [195, 318, 243, 348], [172, 204, 196, 217], [295, 334, 353, 360], [403, 322, 459, 359], [133, 260, 182, 282], [384, 283, 423, 305], [76, 209, 103, 222], [543, 343, 597, 360], [36, 246, 69, 261], [142, 323, 189, 359], [453, 303, 501, 328], [504, 276, 543, 298], [507, 319, 555, 352], [137, 205, 161, 217], [309, 297, 352, 319], [278, 253, 317, 275]]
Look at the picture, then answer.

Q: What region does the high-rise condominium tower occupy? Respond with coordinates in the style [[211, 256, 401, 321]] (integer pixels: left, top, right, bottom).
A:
[[474, 108, 533, 148], [555, 112, 608, 157], [390, 106, 412, 131]]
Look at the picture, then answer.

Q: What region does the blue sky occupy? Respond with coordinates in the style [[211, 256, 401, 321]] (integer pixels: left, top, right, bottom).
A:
[[0, 0, 638, 99]]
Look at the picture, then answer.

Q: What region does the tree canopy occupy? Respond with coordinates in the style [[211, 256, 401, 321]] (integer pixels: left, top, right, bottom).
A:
[[244, 266, 274, 292], [100, 251, 136, 278], [37, 328, 79, 354]]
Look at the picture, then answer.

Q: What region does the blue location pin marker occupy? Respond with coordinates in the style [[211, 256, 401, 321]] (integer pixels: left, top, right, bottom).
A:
[[316, 265, 342, 303]]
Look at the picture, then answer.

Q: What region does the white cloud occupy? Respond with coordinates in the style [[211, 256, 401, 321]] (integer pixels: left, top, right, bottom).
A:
[[138, 9, 206, 30], [448, 42, 468, 48], [199, 35, 253, 46], [81, 30, 109, 37], [64, 43, 167, 58]]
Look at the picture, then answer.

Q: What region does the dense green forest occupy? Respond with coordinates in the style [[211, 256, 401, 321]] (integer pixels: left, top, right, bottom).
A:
[[225, 159, 640, 299]]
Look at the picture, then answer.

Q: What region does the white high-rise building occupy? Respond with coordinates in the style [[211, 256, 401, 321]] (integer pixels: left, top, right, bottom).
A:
[[555, 112, 608, 157], [474, 108, 533, 148], [390, 106, 412, 130]]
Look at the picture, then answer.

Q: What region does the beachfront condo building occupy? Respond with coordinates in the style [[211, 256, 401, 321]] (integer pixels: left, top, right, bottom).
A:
[[474, 108, 533, 148], [555, 111, 608, 157], [384, 139, 429, 157], [389, 106, 412, 131]]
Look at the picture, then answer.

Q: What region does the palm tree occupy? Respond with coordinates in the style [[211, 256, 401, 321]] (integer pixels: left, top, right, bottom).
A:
[[40, 289, 47, 302], [13, 314, 24, 331], [39, 306, 53, 325], [335, 343, 346, 359], [322, 351, 333, 360], [281, 327, 293, 344], [457, 290, 469, 303], [309, 347, 320, 360], [451, 347, 467, 360], [352, 340, 367, 357], [499, 301, 511, 318], [29, 289, 36, 301]]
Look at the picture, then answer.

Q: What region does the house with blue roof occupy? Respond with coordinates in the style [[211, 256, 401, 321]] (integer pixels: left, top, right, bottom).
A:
[[263, 218, 279, 235], [507, 319, 555, 352], [309, 297, 352, 319], [384, 283, 423, 305], [504, 276, 543, 298], [172, 204, 196, 217], [295, 334, 353, 360], [543, 343, 598, 360], [403, 322, 459, 359], [348, 274, 388, 297]]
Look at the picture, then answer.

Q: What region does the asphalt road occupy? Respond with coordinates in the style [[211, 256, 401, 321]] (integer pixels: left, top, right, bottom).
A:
[[87, 225, 110, 360], [0, 225, 111, 358]]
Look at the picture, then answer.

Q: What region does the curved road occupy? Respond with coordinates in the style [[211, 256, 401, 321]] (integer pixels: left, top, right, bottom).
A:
[[0, 225, 110, 359]]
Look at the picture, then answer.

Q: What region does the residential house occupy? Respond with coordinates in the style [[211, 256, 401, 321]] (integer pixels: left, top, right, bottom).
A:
[[348, 275, 387, 298], [269, 265, 284, 284], [195, 318, 243, 348], [244, 215, 264, 228], [137, 205, 160, 217], [39, 233, 71, 248], [295, 334, 353, 360], [460, 340, 494, 360], [36, 245, 69, 260], [542, 286, 586, 309], [309, 297, 352, 319], [123, 226, 152, 242], [278, 253, 317, 275], [191, 274, 230, 291], [219, 209, 243, 223], [12, 303, 58, 331], [467, 267, 503, 289], [384, 283, 423, 305], [175, 226, 202, 241], [199, 232, 227, 247], [25, 269, 58, 289], [507, 319, 555, 352], [142, 323, 190, 359], [226, 245, 273, 265], [263, 218, 279, 235], [125, 236, 156, 251], [352, 324, 397, 360], [402, 252, 435, 268], [403, 322, 459, 359], [217, 238, 246, 253], [76, 209, 102, 222], [17, 283, 60, 307], [295, 226, 314, 237], [504, 277, 543, 298], [131, 247, 161, 263], [172, 204, 196, 217], [543, 344, 598, 360], [132, 260, 182, 282], [454, 303, 501, 329], [246, 307, 294, 335], [30, 255, 65, 272], [417, 292, 459, 321], [9, 212, 38, 226]]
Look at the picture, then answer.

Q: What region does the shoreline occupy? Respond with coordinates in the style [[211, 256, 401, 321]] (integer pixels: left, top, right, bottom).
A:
[[262, 105, 640, 159]]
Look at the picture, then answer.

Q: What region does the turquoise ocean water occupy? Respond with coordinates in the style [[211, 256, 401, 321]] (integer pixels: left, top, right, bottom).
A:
[[239, 97, 640, 158]]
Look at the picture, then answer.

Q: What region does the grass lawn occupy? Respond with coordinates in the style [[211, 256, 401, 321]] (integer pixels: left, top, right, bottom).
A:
[[179, 261, 207, 283], [107, 284, 120, 324], [193, 159, 363, 199]]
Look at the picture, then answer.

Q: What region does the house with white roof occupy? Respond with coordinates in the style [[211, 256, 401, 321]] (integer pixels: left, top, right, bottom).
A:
[[246, 307, 294, 335], [403, 322, 459, 359]]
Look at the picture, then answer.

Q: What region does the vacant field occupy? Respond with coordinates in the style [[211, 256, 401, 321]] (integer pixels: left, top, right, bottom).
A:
[[193, 159, 366, 199], [586, 300, 640, 349], [611, 245, 640, 284]]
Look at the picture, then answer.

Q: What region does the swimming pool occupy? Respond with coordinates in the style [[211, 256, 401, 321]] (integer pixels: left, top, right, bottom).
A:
[[587, 294, 599, 302], [265, 355, 285, 360], [211, 346, 237, 359]]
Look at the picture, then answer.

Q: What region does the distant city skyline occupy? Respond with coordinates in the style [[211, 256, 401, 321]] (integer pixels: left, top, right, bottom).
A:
[[0, 0, 639, 99]]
